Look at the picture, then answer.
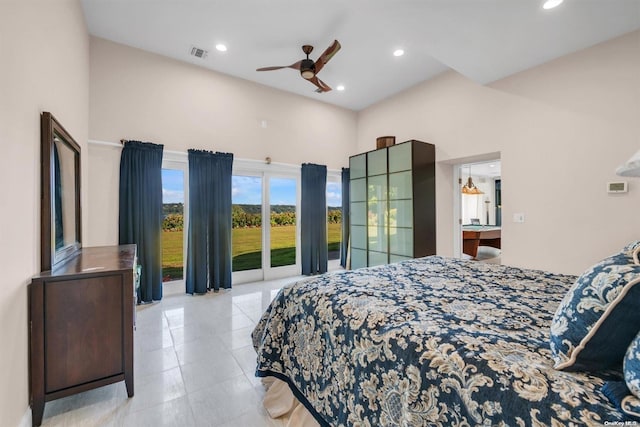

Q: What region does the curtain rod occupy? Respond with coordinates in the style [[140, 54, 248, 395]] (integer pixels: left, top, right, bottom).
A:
[[89, 139, 186, 156], [87, 139, 342, 173]]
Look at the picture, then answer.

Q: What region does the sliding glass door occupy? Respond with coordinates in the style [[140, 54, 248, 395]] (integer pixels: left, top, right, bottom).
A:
[[160, 158, 340, 285], [326, 178, 342, 262], [160, 158, 189, 285], [269, 177, 297, 268], [232, 166, 300, 283], [231, 175, 263, 275]]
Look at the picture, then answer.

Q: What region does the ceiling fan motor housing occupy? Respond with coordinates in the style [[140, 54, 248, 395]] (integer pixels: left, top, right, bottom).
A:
[[300, 59, 315, 79]]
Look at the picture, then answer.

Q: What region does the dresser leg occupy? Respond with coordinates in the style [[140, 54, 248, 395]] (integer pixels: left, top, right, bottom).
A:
[[125, 375, 134, 398], [32, 399, 44, 427]]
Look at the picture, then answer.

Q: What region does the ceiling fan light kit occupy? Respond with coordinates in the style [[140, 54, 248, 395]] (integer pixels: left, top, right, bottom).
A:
[[257, 40, 341, 92]]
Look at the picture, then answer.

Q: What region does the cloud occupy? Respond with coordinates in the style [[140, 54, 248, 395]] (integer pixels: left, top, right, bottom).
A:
[[326, 190, 342, 206], [162, 188, 184, 203], [232, 175, 262, 204]]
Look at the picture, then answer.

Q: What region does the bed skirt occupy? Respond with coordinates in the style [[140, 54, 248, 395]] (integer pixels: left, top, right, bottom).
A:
[[263, 377, 319, 427]]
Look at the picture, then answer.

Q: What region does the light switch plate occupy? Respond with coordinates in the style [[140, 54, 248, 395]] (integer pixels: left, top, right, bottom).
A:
[[513, 213, 525, 223]]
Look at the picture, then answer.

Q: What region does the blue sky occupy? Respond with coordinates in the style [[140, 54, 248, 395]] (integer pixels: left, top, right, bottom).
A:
[[162, 170, 342, 206], [162, 169, 184, 203]]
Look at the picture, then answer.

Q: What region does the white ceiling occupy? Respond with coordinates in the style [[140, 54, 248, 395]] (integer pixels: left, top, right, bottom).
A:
[[81, 0, 640, 111], [461, 160, 502, 178]]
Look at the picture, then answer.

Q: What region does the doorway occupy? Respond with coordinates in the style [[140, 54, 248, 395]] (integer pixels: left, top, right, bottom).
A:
[[161, 156, 189, 295], [455, 159, 502, 262]]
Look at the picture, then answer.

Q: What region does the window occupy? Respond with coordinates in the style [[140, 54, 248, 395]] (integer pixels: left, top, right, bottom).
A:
[[159, 156, 343, 284], [326, 180, 342, 261], [232, 175, 263, 272], [161, 168, 186, 281], [269, 177, 297, 268]]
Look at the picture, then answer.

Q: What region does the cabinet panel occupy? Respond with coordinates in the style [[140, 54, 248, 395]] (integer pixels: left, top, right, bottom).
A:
[[368, 251, 388, 266], [368, 226, 387, 252], [350, 202, 366, 226], [389, 227, 414, 257], [388, 142, 412, 173], [350, 154, 366, 179], [350, 178, 366, 202], [351, 225, 367, 250], [45, 275, 123, 392], [390, 255, 412, 264], [367, 175, 387, 202], [367, 149, 387, 176], [367, 199, 387, 229], [389, 171, 412, 200], [389, 200, 413, 228], [351, 249, 367, 269]]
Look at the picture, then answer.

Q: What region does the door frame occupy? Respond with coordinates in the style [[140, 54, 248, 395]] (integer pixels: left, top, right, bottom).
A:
[[161, 152, 189, 284], [450, 153, 501, 259], [232, 159, 303, 283]]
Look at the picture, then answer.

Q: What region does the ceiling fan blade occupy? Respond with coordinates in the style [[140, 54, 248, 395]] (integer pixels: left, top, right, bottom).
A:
[[309, 76, 332, 92], [314, 40, 341, 74], [256, 60, 302, 72]]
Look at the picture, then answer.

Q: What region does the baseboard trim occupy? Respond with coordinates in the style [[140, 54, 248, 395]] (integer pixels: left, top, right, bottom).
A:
[[19, 407, 31, 427]]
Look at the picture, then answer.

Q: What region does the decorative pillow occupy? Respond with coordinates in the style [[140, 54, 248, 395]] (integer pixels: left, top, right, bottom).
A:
[[623, 240, 640, 250], [550, 245, 640, 371], [623, 240, 640, 262], [621, 395, 640, 420], [601, 380, 640, 421], [625, 330, 640, 398]]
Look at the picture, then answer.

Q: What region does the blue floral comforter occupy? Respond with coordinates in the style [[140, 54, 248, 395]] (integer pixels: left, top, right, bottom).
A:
[[252, 256, 628, 426]]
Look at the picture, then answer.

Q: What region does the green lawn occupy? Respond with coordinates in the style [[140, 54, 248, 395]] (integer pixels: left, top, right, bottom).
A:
[[161, 230, 184, 281], [161, 223, 342, 279]]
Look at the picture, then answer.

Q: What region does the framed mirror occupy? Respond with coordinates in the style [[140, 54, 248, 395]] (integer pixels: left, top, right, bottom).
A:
[[41, 112, 82, 271]]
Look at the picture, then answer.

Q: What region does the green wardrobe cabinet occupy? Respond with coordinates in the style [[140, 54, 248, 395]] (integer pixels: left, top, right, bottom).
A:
[[349, 140, 435, 269]]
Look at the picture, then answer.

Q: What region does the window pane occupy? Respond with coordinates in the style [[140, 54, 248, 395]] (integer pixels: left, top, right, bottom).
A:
[[327, 181, 342, 261], [162, 169, 184, 281], [270, 177, 296, 268], [232, 175, 263, 272]]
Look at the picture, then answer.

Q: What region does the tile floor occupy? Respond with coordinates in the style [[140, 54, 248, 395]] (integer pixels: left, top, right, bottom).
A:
[[39, 276, 303, 427]]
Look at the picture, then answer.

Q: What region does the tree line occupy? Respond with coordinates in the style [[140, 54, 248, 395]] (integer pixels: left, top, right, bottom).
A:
[[162, 204, 341, 231]]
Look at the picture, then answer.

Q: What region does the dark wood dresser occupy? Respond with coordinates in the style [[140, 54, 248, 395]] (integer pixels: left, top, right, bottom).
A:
[[29, 244, 136, 426]]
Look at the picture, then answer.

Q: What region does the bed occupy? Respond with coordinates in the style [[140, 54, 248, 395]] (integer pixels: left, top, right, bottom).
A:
[[252, 255, 637, 426]]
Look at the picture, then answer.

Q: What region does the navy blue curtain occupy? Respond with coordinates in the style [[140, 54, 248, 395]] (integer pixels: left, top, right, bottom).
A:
[[186, 150, 234, 293], [301, 163, 327, 275], [340, 168, 350, 267], [119, 141, 164, 303]]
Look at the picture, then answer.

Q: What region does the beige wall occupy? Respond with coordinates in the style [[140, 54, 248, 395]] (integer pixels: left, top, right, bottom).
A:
[[87, 37, 358, 246], [0, 1, 89, 425], [357, 31, 640, 274]]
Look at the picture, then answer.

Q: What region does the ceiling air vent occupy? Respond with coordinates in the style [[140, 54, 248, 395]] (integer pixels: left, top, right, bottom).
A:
[[189, 46, 208, 59]]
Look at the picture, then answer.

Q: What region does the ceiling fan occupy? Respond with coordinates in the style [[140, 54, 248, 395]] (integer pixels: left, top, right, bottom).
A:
[[256, 40, 341, 93]]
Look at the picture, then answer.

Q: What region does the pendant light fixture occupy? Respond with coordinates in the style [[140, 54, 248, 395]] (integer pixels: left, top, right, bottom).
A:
[[461, 166, 484, 195]]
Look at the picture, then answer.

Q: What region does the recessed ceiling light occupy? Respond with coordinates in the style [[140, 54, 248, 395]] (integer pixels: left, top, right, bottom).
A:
[[543, 0, 563, 9], [393, 49, 404, 57], [336, 85, 345, 91], [215, 44, 227, 52]]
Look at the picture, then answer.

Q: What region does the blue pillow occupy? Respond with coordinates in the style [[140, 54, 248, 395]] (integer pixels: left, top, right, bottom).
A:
[[623, 240, 640, 261], [601, 380, 640, 421], [626, 330, 640, 398], [550, 245, 640, 371]]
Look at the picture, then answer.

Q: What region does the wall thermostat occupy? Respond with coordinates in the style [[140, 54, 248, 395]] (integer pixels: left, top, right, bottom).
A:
[[607, 181, 628, 193]]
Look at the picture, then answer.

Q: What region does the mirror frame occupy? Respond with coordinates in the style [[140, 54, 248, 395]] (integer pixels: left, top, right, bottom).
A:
[[41, 112, 82, 271]]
